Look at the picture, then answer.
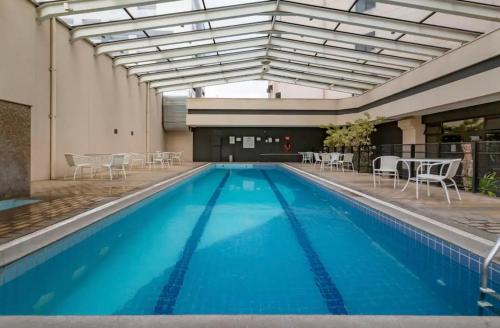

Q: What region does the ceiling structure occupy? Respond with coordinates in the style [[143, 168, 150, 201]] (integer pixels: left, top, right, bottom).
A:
[[32, 0, 500, 96]]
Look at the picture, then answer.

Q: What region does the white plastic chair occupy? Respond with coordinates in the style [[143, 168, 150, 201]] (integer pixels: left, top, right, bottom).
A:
[[152, 151, 164, 168], [339, 153, 355, 172], [64, 154, 94, 180], [313, 153, 322, 167], [373, 156, 400, 188], [416, 159, 462, 204], [327, 153, 341, 171], [102, 154, 127, 180], [319, 153, 331, 170]]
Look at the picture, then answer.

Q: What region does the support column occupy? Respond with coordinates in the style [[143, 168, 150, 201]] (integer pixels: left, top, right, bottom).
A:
[[397, 116, 425, 144], [49, 18, 57, 180]]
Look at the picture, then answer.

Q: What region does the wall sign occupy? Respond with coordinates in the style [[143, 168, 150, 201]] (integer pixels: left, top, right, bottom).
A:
[[229, 136, 235, 144], [243, 136, 255, 149]]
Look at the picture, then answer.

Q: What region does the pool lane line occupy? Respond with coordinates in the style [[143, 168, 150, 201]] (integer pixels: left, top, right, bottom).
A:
[[260, 170, 348, 315], [154, 171, 231, 315]]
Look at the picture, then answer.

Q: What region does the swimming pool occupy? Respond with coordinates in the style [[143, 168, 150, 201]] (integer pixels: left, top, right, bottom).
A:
[[0, 164, 498, 315]]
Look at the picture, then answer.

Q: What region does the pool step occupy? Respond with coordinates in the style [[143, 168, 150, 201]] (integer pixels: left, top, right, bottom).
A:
[[478, 288, 500, 315], [480, 287, 500, 301]]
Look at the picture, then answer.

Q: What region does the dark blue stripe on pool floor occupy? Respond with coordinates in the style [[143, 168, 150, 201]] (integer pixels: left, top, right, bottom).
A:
[[261, 170, 348, 315], [154, 171, 231, 314]]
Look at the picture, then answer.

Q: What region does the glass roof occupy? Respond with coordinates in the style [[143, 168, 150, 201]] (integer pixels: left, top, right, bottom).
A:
[[33, 0, 500, 96]]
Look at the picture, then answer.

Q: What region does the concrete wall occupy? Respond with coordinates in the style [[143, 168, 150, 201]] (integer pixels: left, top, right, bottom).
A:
[[0, 0, 164, 180], [164, 131, 194, 162]]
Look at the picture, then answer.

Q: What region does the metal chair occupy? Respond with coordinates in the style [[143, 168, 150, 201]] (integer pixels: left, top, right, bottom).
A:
[[416, 159, 462, 204], [373, 156, 400, 188]]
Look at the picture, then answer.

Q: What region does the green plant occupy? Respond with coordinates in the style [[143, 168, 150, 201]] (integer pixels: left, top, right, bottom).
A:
[[478, 171, 498, 197], [323, 113, 383, 149]]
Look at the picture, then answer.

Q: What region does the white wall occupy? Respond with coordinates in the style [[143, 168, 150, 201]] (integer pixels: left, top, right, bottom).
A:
[[164, 131, 193, 162], [0, 0, 165, 180]]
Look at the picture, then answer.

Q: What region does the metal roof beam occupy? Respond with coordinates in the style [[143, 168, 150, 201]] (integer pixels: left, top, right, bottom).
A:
[[71, 1, 479, 42], [273, 22, 446, 57], [151, 67, 264, 88], [268, 60, 387, 84], [157, 75, 262, 93], [128, 49, 268, 75], [114, 37, 269, 66], [37, 0, 177, 21], [96, 21, 272, 55], [266, 68, 373, 90], [374, 0, 500, 22], [140, 60, 264, 83], [115, 36, 420, 68], [267, 49, 402, 77], [278, 1, 479, 42], [71, 1, 277, 40], [263, 74, 364, 95], [139, 57, 387, 85], [270, 37, 421, 68]]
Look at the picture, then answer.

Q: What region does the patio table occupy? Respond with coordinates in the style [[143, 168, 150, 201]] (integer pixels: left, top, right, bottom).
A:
[[398, 158, 457, 191]]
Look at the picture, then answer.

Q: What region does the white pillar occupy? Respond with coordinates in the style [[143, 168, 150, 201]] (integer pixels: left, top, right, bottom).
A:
[[398, 116, 426, 144]]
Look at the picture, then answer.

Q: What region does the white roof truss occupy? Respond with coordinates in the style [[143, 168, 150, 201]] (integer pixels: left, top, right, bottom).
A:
[[33, 0, 499, 94]]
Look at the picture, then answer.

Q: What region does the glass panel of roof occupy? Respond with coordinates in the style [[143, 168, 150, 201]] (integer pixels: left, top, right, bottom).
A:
[[358, 2, 431, 22], [286, 0, 356, 11], [127, 0, 195, 18], [398, 34, 461, 49], [145, 23, 209, 37], [324, 40, 382, 54], [59, 9, 130, 27], [204, 0, 267, 9], [211, 16, 272, 28], [280, 34, 324, 44], [277, 16, 338, 30], [424, 13, 500, 34], [218, 47, 266, 55], [335, 23, 403, 40], [109, 47, 159, 58], [87, 31, 147, 45], [159, 39, 214, 51], [215, 33, 269, 43], [378, 49, 432, 62]]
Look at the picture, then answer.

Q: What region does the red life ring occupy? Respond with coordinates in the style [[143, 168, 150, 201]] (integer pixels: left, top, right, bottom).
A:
[[284, 142, 292, 152]]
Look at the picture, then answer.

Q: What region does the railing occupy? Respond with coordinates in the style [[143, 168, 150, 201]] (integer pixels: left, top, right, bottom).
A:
[[327, 141, 500, 194], [478, 236, 500, 315]]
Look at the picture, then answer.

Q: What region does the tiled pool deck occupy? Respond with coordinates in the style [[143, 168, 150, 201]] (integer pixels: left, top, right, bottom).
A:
[[0, 163, 203, 245], [0, 161, 498, 249], [288, 163, 500, 243]]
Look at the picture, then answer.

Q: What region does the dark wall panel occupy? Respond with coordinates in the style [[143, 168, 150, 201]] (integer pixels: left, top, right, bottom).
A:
[[371, 121, 402, 145], [193, 127, 326, 162]]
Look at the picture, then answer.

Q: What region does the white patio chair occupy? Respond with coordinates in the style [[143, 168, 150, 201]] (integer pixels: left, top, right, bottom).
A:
[[64, 153, 94, 180], [313, 153, 322, 167], [373, 156, 400, 188], [299, 152, 306, 164], [416, 159, 462, 204], [152, 151, 164, 168], [130, 153, 146, 168], [339, 153, 355, 172], [171, 152, 182, 165], [102, 154, 127, 180], [319, 153, 331, 170], [162, 152, 173, 167], [328, 153, 341, 171], [304, 152, 313, 164]]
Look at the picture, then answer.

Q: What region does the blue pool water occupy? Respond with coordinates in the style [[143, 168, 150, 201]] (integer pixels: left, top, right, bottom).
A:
[[0, 199, 38, 212], [0, 164, 498, 315]]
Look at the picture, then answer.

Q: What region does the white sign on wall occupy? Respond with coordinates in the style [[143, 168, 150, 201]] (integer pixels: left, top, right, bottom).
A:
[[229, 136, 235, 144], [242, 136, 255, 149]]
